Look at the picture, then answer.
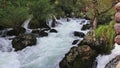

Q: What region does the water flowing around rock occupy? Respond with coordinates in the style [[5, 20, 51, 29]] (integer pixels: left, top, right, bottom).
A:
[[0, 18, 90, 68], [97, 43, 120, 68], [22, 17, 32, 33]]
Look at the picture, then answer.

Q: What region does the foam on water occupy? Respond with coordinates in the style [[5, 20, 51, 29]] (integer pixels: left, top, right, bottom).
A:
[[97, 43, 120, 68], [0, 38, 20, 68], [0, 52, 20, 68], [0, 18, 89, 68]]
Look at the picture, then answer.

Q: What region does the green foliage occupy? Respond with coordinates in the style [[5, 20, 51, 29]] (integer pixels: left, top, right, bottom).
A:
[[95, 21, 115, 43], [0, 6, 29, 28], [95, 21, 115, 53], [54, 0, 90, 17], [29, 0, 54, 22], [98, 9, 115, 25], [0, 0, 30, 28]]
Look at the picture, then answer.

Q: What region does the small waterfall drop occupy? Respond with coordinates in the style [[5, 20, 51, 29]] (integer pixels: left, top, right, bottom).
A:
[[22, 17, 32, 33], [97, 43, 120, 68], [0, 18, 90, 68]]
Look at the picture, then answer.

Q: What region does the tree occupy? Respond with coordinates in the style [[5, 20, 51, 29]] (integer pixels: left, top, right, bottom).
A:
[[88, 0, 116, 29]]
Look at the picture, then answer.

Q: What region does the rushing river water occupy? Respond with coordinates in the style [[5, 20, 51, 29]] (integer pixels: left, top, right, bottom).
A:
[[0, 18, 90, 68], [97, 43, 120, 68]]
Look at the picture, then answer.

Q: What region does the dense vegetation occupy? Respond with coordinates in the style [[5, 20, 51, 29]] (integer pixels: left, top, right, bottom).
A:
[[95, 20, 115, 54], [0, 0, 116, 29]]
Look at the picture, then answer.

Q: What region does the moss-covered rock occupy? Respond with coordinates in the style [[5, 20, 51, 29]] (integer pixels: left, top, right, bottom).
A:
[[59, 45, 96, 68], [78, 31, 113, 55], [12, 34, 37, 51]]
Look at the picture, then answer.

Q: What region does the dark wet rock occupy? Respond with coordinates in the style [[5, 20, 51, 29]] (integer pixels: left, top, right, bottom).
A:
[[73, 31, 85, 38], [81, 24, 91, 30], [72, 40, 79, 45], [49, 29, 58, 33], [39, 31, 48, 37], [39, 21, 50, 29], [59, 45, 96, 68], [84, 16, 91, 20], [12, 34, 36, 51], [105, 55, 120, 68], [41, 28, 50, 32], [80, 20, 85, 24], [51, 19, 57, 27], [67, 18, 70, 22], [32, 30, 40, 34], [7, 27, 25, 36], [115, 35, 120, 45]]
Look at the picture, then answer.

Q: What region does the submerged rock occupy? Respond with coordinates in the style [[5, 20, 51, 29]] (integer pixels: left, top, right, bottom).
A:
[[73, 31, 85, 38], [49, 29, 58, 33], [7, 27, 25, 36], [59, 45, 96, 68], [12, 34, 36, 51]]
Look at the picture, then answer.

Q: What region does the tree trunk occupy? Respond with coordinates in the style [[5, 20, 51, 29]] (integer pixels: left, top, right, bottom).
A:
[[93, 17, 97, 29]]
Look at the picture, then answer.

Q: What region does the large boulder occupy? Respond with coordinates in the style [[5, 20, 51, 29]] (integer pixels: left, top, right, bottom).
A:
[[115, 35, 120, 45], [114, 23, 120, 35], [115, 12, 120, 23], [59, 45, 96, 68], [7, 27, 26, 36], [115, 2, 120, 12], [12, 34, 37, 51], [73, 31, 85, 38]]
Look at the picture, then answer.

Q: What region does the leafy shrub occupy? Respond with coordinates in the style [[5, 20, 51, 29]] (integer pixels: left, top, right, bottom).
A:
[[0, 7, 29, 28], [95, 20, 115, 53], [29, 0, 54, 22]]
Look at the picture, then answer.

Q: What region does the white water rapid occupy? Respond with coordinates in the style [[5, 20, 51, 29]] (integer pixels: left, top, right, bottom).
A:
[[0, 18, 90, 68], [97, 43, 120, 68]]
